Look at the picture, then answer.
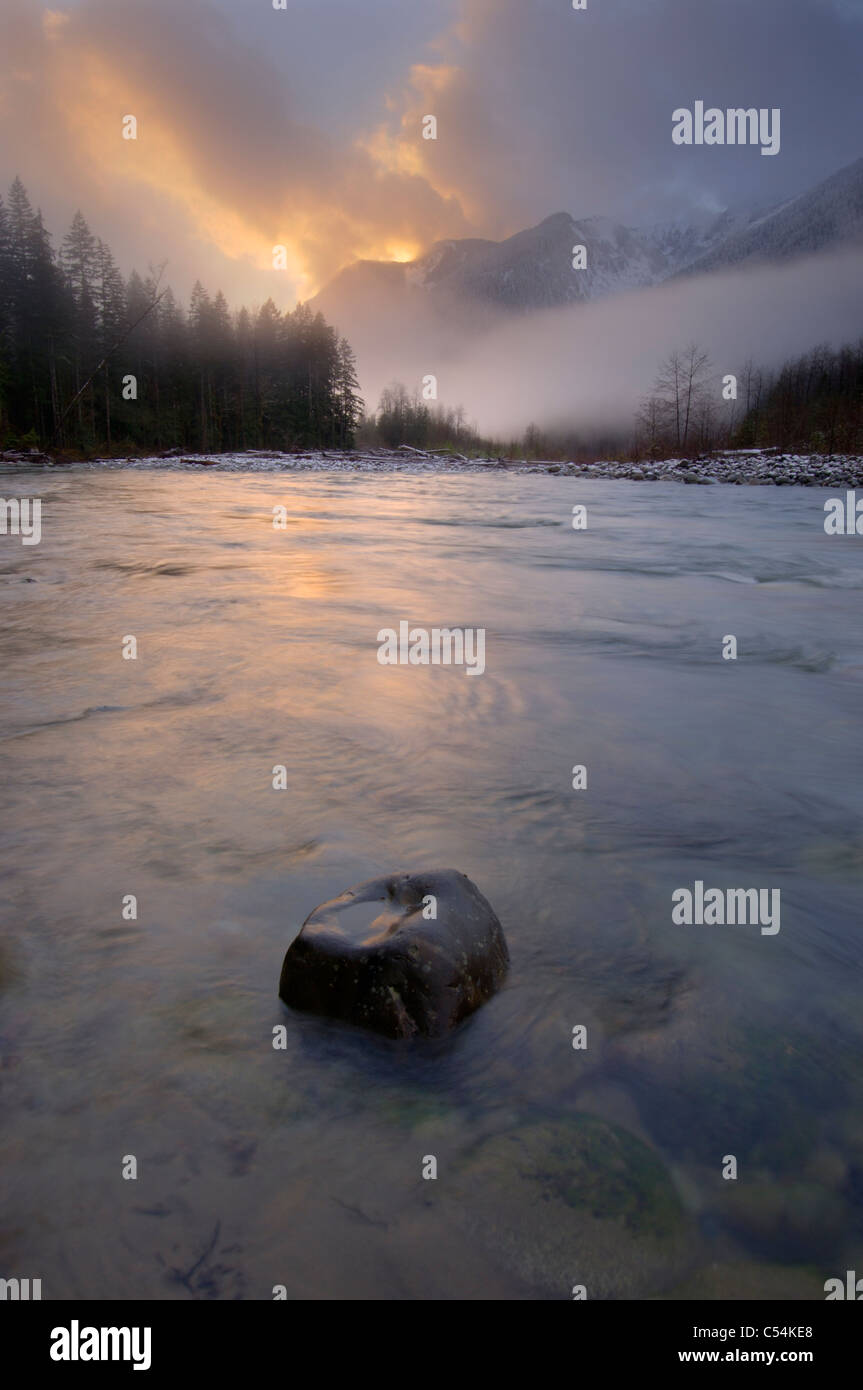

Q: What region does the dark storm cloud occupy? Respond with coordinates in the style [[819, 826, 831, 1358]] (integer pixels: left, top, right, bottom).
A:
[[394, 0, 863, 232]]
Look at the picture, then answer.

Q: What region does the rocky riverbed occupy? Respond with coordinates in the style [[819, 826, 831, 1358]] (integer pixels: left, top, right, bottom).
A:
[[3, 445, 863, 485]]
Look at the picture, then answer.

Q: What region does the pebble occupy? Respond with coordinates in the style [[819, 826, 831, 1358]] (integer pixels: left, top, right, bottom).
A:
[[10, 447, 863, 486]]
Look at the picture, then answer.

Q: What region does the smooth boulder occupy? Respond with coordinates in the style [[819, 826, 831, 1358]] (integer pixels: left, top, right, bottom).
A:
[[440, 1115, 692, 1298], [279, 869, 508, 1038]]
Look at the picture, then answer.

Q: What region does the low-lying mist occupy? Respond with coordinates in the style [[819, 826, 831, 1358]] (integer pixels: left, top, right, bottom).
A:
[[335, 246, 863, 443]]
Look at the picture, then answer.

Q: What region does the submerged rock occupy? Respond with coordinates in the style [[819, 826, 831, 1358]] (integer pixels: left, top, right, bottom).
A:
[[720, 1176, 847, 1263], [442, 1114, 693, 1298], [278, 870, 509, 1038]]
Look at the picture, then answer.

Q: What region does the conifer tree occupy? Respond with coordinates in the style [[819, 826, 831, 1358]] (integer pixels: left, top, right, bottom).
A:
[[0, 179, 359, 455]]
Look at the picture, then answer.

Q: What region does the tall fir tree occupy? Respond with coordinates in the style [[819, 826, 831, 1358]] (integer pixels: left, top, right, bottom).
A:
[[0, 178, 362, 456]]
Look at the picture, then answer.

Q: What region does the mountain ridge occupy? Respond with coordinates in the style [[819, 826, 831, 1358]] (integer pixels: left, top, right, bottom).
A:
[[312, 155, 863, 323]]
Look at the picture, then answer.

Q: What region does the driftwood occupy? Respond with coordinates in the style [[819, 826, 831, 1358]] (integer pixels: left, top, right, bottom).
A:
[[0, 450, 52, 465], [396, 444, 469, 462]]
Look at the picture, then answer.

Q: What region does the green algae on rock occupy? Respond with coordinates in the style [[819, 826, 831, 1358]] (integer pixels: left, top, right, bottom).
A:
[[443, 1114, 694, 1298]]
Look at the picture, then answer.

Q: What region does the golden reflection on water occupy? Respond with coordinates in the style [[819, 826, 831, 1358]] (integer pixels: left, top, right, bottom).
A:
[[2, 469, 863, 1298]]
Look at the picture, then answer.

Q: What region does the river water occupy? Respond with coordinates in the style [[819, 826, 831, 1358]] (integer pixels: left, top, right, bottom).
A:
[[1, 468, 862, 1300]]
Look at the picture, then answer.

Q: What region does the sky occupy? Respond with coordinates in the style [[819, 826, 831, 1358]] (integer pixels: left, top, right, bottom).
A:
[[1, 0, 862, 314]]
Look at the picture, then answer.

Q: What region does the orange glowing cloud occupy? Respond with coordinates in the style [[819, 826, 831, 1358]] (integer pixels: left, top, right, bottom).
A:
[[361, 64, 464, 189], [0, 0, 477, 303], [51, 50, 289, 273]]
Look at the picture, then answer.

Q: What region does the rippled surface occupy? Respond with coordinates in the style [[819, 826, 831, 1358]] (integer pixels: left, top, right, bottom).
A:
[[2, 470, 863, 1299]]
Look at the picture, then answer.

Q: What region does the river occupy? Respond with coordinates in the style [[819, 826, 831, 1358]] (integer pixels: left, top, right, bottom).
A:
[[1, 468, 862, 1299]]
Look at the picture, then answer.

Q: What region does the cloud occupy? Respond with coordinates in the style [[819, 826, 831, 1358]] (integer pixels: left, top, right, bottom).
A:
[[371, 0, 863, 234], [466, 246, 863, 439], [332, 246, 863, 440], [0, 0, 860, 317], [0, 0, 472, 303]]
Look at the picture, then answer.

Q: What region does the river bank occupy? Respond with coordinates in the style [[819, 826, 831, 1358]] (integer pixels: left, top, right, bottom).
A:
[[3, 446, 863, 485]]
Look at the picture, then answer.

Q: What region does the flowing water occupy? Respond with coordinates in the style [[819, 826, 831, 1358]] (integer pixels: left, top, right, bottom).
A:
[[1, 468, 862, 1300]]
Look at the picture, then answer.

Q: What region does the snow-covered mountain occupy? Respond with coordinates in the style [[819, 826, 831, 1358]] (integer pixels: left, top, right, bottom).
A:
[[312, 156, 863, 322], [313, 209, 742, 320], [400, 209, 748, 309], [674, 155, 863, 276]]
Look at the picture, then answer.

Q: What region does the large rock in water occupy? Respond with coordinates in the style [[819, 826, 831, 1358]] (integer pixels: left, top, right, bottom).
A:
[[279, 870, 508, 1038]]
